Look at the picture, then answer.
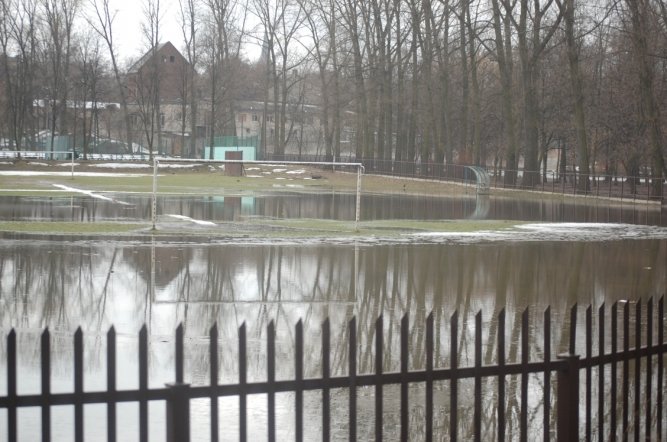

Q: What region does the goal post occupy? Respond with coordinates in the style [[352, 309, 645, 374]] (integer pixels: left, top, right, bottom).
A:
[[151, 157, 365, 231]]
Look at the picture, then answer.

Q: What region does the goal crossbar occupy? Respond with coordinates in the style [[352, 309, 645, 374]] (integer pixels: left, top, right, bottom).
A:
[[151, 158, 365, 231]]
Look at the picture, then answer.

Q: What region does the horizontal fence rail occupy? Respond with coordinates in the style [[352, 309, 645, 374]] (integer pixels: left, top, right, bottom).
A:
[[2, 297, 667, 441]]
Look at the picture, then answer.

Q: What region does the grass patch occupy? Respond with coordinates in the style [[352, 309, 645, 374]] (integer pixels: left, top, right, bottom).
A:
[[0, 221, 148, 234]]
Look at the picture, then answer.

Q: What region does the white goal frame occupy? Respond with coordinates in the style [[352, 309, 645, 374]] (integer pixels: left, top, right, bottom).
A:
[[151, 157, 365, 230]]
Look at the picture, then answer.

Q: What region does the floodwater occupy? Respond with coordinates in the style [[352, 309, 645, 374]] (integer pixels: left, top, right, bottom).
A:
[[0, 193, 665, 225], [1, 192, 667, 440]]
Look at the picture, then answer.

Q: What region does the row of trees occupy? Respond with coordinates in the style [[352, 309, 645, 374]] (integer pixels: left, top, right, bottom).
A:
[[0, 0, 666, 192]]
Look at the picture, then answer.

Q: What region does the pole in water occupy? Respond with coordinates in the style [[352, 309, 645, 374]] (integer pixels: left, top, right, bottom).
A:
[[152, 158, 158, 230], [355, 165, 363, 230]]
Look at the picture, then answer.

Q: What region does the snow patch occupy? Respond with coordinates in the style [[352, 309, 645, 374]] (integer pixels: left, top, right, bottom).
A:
[[166, 214, 216, 226], [91, 163, 150, 169], [52, 184, 132, 205]]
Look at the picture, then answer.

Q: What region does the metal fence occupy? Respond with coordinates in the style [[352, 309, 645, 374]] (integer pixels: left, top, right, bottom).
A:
[[1, 298, 666, 441], [260, 154, 667, 203]]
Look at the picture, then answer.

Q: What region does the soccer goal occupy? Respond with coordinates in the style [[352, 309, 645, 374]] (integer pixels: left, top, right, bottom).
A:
[[150, 157, 365, 230]]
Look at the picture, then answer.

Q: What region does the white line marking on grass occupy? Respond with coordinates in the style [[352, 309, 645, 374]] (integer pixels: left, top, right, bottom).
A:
[[166, 214, 217, 226], [52, 184, 132, 205]]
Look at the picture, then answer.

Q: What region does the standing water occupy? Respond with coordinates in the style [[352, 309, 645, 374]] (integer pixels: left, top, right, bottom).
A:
[[0, 193, 666, 440]]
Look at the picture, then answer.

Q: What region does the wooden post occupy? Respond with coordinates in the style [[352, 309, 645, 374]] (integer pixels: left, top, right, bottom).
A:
[[557, 354, 580, 442]]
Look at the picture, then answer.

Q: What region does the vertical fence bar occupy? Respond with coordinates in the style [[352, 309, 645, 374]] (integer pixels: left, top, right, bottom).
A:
[[165, 382, 191, 442], [474, 312, 482, 442], [175, 324, 184, 384], [646, 298, 653, 440], [7, 329, 17, 442], [139, 325, 148, 442], [349, 317, 357, 442], [585, 306, 592, 442], [295, 320, 303, 442], [544, 307, 551, 442], [107, 327, 117, 442], [167, 326, 191, 442], [74, 328, 84, 442], [598, 304, 605, 440], [611, 302, 618, 441], [658, 297, 664, 440], [209, 324, 219, 442], [557, 354, 581, 442], [375, 316, 384, 442], [267, 321, 276, 442], [520, 308, 529, 442], [634, 301, 641, 441], [622, 303, 629, 442], [425, 313, 434, 442], [322, 319, 330, 442], [450, 311, 458, 442], [41, 328, 50, 442], [569, 304, 577, 354], [400, 315, 409, 442], [498, 309, 506, 442], [239, 323, 247, 442]]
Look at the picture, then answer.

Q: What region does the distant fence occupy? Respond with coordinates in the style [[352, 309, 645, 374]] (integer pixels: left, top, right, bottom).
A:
[[260, 154, 667, 203], [1, 298, 666, 441]]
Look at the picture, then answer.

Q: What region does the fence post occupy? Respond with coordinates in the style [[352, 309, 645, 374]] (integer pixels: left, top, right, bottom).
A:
[[166, 382, 191, 442], [556, 354, 580, 442]]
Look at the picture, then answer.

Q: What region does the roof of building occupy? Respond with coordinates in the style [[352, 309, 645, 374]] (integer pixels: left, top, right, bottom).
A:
[[127, 41, 179, 74]]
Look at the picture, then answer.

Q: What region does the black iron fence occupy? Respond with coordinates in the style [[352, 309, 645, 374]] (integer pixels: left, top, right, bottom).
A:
[[1, 298, 666, 441]]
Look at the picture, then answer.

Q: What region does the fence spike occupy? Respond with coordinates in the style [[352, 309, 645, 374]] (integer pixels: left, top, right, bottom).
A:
[[176, 323, 184, 384], [295, 319, 303, 442], [8, 329, 17, 442], [74, 328, 84, 442], [239, 322, 247, 442], [267, 320, 276, 442], [569, 304, 578, 354], [348, 316, 357, 442], [322, 318, 330, 442], [375, 315, 384, 442], [41, 327, 51, 442]]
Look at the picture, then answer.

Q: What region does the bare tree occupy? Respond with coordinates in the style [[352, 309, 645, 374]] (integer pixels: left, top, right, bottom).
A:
[[135, 0, 162, 161], [41, 0, 79, 154], [0, 0, 39, 155], [516, 0, 563, 187], [73, 31, 104, 159], [88, 0, 132, 150], [623, 0, 665, 197], [556, 0, 591, 192], [178, 0, 199, 158]]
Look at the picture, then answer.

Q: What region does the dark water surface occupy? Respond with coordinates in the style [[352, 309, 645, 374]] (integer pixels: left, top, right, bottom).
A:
[[1, 193, 666, 440], [1, 193, 665, 225]]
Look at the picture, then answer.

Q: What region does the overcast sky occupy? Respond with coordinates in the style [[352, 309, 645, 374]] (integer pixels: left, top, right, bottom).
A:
[[89, 0, 261, 66]]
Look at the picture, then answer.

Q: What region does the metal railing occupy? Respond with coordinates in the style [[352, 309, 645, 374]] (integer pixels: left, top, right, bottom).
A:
[[260, 155, 667, 203], [1, 297, 666, 441]]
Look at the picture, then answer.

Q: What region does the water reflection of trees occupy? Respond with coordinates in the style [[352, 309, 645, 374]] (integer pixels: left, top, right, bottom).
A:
[[1, 239, 666, 438]]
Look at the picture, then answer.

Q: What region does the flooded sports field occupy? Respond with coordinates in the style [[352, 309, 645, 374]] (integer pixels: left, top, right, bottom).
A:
[[1, 171, 666, 440]]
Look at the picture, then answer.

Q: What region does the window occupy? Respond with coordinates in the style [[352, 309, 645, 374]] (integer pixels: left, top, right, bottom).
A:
[[245, 128, 250, 134], [170, 55, 175, 63], [160, 113, 165, 127], [252, 114, 259, 122], [239, 114, 247, 122]]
